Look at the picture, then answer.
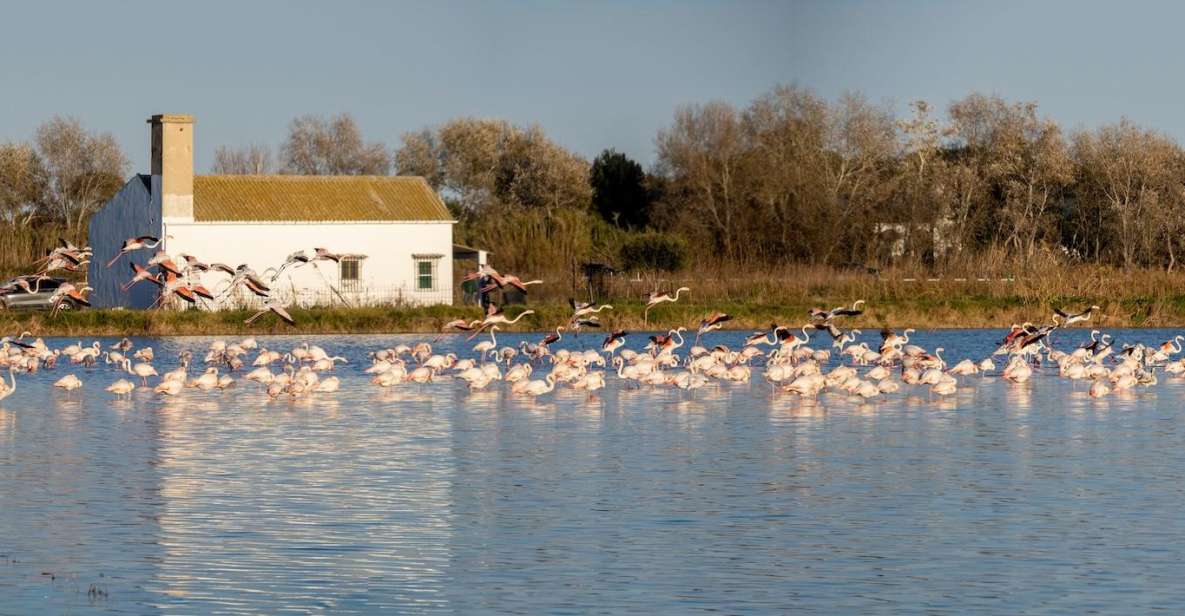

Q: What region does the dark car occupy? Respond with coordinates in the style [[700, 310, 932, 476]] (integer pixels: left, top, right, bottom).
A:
[[0, 277, 85, 311]]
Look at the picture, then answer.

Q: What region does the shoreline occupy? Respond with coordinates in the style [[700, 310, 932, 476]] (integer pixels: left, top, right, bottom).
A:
[[0, 299, 1179, 337]]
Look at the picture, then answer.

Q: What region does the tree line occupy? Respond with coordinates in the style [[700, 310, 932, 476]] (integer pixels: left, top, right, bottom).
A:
[[5, 85, 1185, 272]]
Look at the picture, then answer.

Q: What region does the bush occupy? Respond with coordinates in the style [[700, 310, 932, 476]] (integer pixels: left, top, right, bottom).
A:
[[618, 232, 687, 271]]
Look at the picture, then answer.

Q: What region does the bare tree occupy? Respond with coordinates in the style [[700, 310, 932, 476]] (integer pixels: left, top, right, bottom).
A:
[[817, 93, 896, 263], [0, 142, 48, 226], [34, 116, 127, 230], [1073, 120, 1179, 269], [655, 102, 748, 258], [394, 118, 590, 214], [212, 144, 274, 174], [281, 113, 390, 175], [743, 85, 828, 259], [992, 102, 1072, 262]]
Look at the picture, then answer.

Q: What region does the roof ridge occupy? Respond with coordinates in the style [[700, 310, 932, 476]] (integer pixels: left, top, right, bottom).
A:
[[197, 174, 425, 181]]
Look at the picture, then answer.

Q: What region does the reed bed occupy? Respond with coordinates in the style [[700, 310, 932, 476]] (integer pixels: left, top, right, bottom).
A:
[[3, 276, 1185, 338], [0, 224, 87, 279]]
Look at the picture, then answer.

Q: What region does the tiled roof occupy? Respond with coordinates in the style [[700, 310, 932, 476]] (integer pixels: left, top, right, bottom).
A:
[[192, 175, 452, 222]]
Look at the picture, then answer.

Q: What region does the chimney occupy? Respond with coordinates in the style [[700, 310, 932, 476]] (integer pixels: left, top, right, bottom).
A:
[[148, 114, 194, 221]]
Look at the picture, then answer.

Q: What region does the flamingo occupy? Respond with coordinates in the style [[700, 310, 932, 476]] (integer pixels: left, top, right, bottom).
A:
[[473, 326, 500, 363], [106, 235, 162, 267], [521, 374, 558, 397], [644, 287, 690, 324], [481, 273, 543, 294], [1053, 305, 1100, 327], [540, 326, 565, 349], [0, 367, 16, 402], [569, 299, 613, 319], [106, 379, 136, 395], [810, 299, 865, 322], [602, 330, 627, 360], [696, 311, 732, 344], [470, 304, 535, 336], [155, 380, 184, 396], [54, 375, 83, 391], [123, 359, 158, 386], [245, 299, 296, 326]]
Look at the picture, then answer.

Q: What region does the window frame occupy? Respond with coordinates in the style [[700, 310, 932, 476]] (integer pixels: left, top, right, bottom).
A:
[[339, 256, 363, 293], [413, 257, 440, 292], [339, 257, 361, 282]]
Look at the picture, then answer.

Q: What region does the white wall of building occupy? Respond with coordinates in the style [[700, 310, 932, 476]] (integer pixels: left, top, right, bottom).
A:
[[163, 221, 455, 308]]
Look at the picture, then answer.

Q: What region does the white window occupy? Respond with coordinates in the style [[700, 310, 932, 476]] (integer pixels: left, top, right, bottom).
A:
[[413, 256, 440, 291]]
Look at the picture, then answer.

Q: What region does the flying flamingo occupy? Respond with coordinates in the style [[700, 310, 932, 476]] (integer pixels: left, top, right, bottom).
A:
[[245, 299, 296, 326], [106, 235, 162, 267], [696, 311, 732, 344], [569, 298, 613, 319], [570, 317, 602, 337], [469, 304, 535, 337], [481, 274, 544, 294], [644, 287, 690, 325], [810, 300, 865, 322], [122, 263, 157, 291], [313, 247, 344, 262], [49, 284, 92, 316], [1053, 305, 1100, 327]]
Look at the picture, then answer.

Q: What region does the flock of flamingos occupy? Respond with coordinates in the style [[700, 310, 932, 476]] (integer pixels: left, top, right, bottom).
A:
[[0, 237, 1172, 404]]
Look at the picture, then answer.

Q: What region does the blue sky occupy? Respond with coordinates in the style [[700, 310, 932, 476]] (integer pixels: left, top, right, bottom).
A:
[[6, 1, 1174, 175], [0, 1, 791, 172], [789, 1, 1185, 140]]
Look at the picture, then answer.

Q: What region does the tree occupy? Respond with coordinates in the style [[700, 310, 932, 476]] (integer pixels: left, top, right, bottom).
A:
[[394, 118, 591, 214], [989, 101, 1072, 262], [212, 144, 274, 174], [742, 85, 827, 259], [0, 142, 47, 226], [34, 116, 127, 229], [1073, 120, 1181, 269], [281, 113, 390, 175], [655, 101, 748, 258], [590, 149, 650, 228]]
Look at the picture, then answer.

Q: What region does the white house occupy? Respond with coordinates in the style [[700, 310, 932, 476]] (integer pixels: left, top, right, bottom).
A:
[[89, 114, 457, 309]]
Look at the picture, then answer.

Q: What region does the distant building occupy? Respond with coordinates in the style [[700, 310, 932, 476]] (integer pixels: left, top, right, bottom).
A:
[[88, 114, 457, 309], [874, 218, 957, 259]]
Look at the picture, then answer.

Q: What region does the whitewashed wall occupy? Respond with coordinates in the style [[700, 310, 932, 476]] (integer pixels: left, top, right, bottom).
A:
[[87, 176, 161, 309], [163, 221, 455, 308]]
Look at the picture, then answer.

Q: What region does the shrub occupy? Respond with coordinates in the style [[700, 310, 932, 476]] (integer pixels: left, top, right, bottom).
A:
[[618, 232, 687, 271]]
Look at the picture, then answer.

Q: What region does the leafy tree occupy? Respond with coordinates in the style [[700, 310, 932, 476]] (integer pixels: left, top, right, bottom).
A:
[[590, 149, 650, 228]]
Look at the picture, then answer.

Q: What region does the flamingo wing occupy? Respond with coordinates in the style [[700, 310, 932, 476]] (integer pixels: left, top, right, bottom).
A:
[[271, 305, 296, 325]]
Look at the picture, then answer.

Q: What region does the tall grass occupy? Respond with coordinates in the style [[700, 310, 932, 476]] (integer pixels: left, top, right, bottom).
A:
[[0, 224, 86, 279]]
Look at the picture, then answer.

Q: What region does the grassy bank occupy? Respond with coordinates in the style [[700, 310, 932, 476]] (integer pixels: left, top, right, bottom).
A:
[[3, 293, 1185, 338], [5, 261, 1185, 336]]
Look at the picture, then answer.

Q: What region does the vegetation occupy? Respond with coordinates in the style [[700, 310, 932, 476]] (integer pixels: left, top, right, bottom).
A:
[[9, 87, 1185, 331], [7, 261, 1185, 336]]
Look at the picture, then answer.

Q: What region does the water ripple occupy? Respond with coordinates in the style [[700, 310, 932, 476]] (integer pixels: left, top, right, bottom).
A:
[[3, 330, 1185, 612]]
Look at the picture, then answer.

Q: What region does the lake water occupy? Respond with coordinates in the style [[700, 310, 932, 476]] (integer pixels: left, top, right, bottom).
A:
[[3, 329, 1185, 614]]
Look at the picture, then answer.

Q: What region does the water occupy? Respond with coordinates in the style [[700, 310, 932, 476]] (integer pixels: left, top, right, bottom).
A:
[[2, 329, 1185, 613]]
